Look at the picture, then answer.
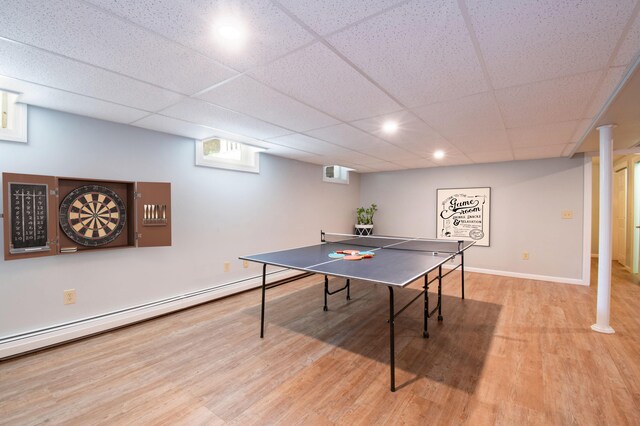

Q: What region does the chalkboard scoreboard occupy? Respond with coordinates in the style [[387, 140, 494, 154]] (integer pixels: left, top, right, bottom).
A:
[[8, 182, 50, 253]]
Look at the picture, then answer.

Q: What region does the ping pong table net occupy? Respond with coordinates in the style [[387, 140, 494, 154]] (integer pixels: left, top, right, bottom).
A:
[[321, 232, 465, 255]]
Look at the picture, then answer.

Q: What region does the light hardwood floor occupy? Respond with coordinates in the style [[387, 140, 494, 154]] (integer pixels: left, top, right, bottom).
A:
[[1, 261, 639, 425]]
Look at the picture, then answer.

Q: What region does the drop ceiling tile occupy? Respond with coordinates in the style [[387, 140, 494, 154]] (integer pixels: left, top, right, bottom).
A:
[[266, 133, 342, 154], [0, 0, 236, 95], [362, 161, 406, 172], [396, 138, 457, 158], [263, 147, 325, 163], [433, 153, 474, 167], [88, 0, 315, 71], [23, 91, 150, 124], [361, 144, 415, 161], [304, 123, 415, 160], [135, 116, 273, 147], [496, 71, 602, 128], [266, 133, 381, 165], [614, 12, 640, 66], [0, 39, 184, 112], [350, 110, 442, 145], [392, 157, 437, 169], [306, 123, 389, 148], [513, 144, 568, 160], [333, 161, 371, 171], [402, 142, 470, 166], [196, 75, 339, 132], [251, 42, 401, 121], [585, 66, 628, 117], [316, 157, 359, 168], [571, 119, 594, 143], [448, 129, 510, 152], [507, 121, 578, 148], [0, 75, 149, 124], [133, 115, 219, 140], [326, 0, 487, 107], [467, 0, 635, 89], [338, 153, 390, 166], [412, 92, 504, 138], [277, 0, 408, 35], [563, 143, 578, 156], [351, 164, 377, 173], [162, 98, 291, 140], [467, 150, 514, 164], [265, 133, 384, 166]]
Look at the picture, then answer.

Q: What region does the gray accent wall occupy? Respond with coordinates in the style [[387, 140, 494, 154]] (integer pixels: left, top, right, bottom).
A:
[[0, 107, 359, 337], [359, 158, 586, 281]]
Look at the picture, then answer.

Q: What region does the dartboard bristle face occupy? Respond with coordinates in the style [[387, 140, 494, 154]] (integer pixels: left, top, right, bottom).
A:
[[59, 185, 126, 247]]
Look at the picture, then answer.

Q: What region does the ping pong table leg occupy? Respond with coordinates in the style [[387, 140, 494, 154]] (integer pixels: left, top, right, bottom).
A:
[[388, 286, 396, 392], [347, 279, 351, 300], [323, 275, 329, 311], [438, 265, 443, 322], [260, 263, 266, 338], [423, 274, 429, 339], [461, 250, 465, 300]]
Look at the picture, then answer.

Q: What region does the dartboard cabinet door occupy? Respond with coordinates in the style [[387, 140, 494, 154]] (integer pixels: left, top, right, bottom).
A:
[[134, 182, 171, 248], [2, 172, 59, 261]]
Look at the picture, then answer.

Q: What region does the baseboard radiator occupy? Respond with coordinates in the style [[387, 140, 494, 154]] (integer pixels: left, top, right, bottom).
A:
[[0, 268, 310, 359]]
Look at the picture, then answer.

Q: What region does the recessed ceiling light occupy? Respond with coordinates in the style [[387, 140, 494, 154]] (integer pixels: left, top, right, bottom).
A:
[[434, 150, 445, 159], [214, 17, 246, 45], [382, 121, 398, 134], [218, 24, 243, 40]]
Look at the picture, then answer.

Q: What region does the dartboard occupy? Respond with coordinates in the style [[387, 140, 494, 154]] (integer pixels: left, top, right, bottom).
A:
[[59, 185, 126, 247]]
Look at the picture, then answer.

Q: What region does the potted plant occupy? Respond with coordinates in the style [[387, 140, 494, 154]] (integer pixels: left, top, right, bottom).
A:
[[355, 203, 377, 236]]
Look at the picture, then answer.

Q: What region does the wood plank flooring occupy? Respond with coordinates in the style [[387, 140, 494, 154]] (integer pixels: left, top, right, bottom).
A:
[[1, 260, 639, 425]]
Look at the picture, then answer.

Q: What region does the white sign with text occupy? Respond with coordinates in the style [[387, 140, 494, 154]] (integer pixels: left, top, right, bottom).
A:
[[436, 187, 490, 247]]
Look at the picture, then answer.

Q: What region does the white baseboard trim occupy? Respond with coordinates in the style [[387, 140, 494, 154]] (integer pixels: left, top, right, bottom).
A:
[[0, 268, 302, 360], [442, 263, 588, 286]]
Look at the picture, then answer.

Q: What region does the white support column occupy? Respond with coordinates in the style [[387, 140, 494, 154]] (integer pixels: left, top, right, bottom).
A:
[[592, 124, 615, 334]]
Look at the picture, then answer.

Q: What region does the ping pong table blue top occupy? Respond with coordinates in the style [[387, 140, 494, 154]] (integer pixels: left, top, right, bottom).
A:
[[240, 236, 474, 287]]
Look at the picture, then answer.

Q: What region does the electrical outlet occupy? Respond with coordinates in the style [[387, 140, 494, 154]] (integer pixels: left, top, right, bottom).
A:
[[63, 289, 76, 305], [522, 252, 529, 260], [224, 261, 231, 272], [243, 260, 249, 269], [562, 210, 573, 219]]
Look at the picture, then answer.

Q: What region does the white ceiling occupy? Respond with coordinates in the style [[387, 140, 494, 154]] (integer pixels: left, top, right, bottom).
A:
[[1, 0, 639, 172]]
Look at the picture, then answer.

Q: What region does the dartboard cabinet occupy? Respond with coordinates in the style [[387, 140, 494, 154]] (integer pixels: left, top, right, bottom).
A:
[[2, 172, 171, 261]]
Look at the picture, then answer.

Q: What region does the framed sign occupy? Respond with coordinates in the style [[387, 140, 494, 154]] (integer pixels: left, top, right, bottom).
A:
[[437, 187, 490, 247]]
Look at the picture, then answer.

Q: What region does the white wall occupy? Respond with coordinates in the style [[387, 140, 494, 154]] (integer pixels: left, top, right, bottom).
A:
[[0, 107, 359, 342], [360, 157, 586, 282]]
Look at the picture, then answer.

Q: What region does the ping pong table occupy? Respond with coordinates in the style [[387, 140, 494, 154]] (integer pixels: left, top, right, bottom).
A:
[[240, 231, 475, 392]]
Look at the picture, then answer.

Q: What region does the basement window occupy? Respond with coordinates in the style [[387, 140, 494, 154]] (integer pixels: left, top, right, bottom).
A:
[[195, 137, 264, 173], [323, 165, 353, 184], [0, 90, 27, 143]]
